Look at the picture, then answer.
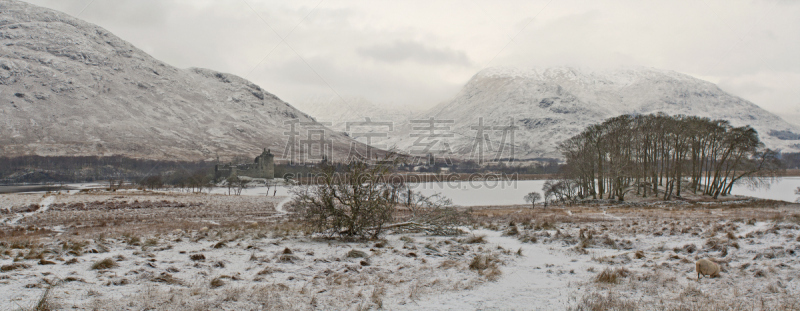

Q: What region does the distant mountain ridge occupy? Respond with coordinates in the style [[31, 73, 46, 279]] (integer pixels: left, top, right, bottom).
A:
[[0, 0, 355, 161], [380, 66, 800, 160]]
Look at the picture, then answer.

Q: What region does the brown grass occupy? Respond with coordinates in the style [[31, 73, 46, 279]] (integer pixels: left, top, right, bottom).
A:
[[1, 262, 29, 272], [151, 273, 184, 286], [346, 249, 368, 258], [595, 267, 631, 284], [34, 285, 59, 311], [210, 277, 226, 289], [90, 258, 117, 270], [3, 193, 285, 239], [569, 292, 638, 311], [463, 235, 486, 244]]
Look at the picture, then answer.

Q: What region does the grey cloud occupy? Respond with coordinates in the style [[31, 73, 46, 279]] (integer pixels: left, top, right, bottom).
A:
[[17, 0, 800, 115], [245, 53, 463, 111], [24, 0, 170, 27], [358, 41, 472, 66]]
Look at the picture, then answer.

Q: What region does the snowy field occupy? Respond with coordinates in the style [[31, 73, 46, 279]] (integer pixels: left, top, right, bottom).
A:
[[1, 189, 800, 310]]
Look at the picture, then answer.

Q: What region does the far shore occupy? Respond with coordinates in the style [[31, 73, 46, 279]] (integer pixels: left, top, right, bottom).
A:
[[0, 185, 74, 194]]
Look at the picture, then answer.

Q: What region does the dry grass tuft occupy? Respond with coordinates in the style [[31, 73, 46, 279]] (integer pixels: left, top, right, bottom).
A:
[[256, 266, 284, 275], [569, 292, 637, 311], [151, 272, 184, 286], [278, 254, 299, 263], [1, 262, 30, 272], [33, 285, 59, 311], [595, 267, 630, 284], [210, 277, 226, 289], [347, 249, 368, 258], [439, 260, 460, 269], [463, 235, 486, 244], [370, 286, 386, 308], [503, 225, 519, 236], [90, 258, 117, 270], [679, 284, 705, 299], [468, 254, 503, 281], [374, 240, 388, 248]]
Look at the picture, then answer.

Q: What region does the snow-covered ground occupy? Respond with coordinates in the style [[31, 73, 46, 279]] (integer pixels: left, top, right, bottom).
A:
[[393, 229, 590, 310], [2, 189, 799, 310]]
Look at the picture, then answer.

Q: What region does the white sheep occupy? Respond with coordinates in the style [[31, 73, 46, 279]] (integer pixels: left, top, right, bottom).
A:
[[696, 258, 721, 280]]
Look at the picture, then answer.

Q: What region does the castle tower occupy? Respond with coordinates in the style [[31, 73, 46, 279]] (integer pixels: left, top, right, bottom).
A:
[[254, 148, 275, 179]]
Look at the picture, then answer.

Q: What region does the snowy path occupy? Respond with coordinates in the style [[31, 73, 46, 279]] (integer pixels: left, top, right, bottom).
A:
[[393, 229, 598, 310], [275, 196, 292, 215], [6, 195, 54, 225]]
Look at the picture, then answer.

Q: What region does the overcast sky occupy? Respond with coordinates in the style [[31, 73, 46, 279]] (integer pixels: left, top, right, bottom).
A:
[[22, 0, 800, 121]]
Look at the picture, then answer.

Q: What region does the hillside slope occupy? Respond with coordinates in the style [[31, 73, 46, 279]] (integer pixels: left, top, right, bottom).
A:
[[0, 0, 353, 161]]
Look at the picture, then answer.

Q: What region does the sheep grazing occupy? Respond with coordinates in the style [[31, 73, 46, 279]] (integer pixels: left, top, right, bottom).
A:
[[696, 258, 721, 280]]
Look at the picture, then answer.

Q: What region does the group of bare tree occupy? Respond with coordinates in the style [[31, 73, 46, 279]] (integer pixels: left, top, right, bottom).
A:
[[558, 113, 782, 202], [225, 175, 249, 196], [136, 169, 212, 193]]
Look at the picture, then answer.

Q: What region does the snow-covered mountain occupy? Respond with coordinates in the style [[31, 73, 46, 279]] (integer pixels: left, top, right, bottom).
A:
[[0, 0, 355, 161], [386, 67, 800, 160]]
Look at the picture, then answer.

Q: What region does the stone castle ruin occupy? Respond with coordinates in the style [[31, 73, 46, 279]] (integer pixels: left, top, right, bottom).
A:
[[214, 149, 274, 182]]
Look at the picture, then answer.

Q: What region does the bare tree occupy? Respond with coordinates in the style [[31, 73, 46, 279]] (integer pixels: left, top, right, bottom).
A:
[[235, 177, 248, 196], [290, 161, 397, 239], [291, 157, 467, 239], [226, 175, 248, 196], [188, 170, 211, 193], [226, 175, 237, 195], [524, 192, 541, 208], [264, 179, 273, 196]]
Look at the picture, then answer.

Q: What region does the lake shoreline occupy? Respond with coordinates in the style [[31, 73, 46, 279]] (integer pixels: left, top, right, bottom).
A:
[[0, 185, 75, 194]]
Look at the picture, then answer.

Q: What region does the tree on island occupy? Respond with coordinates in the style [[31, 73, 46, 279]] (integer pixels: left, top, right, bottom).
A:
[[524, 192, 541, 208], [556, 114, 782, 202]]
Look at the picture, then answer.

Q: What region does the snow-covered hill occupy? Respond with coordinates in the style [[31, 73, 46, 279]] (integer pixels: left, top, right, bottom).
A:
[[385, 67, 800, 160], [0, 0, 355, 161]]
